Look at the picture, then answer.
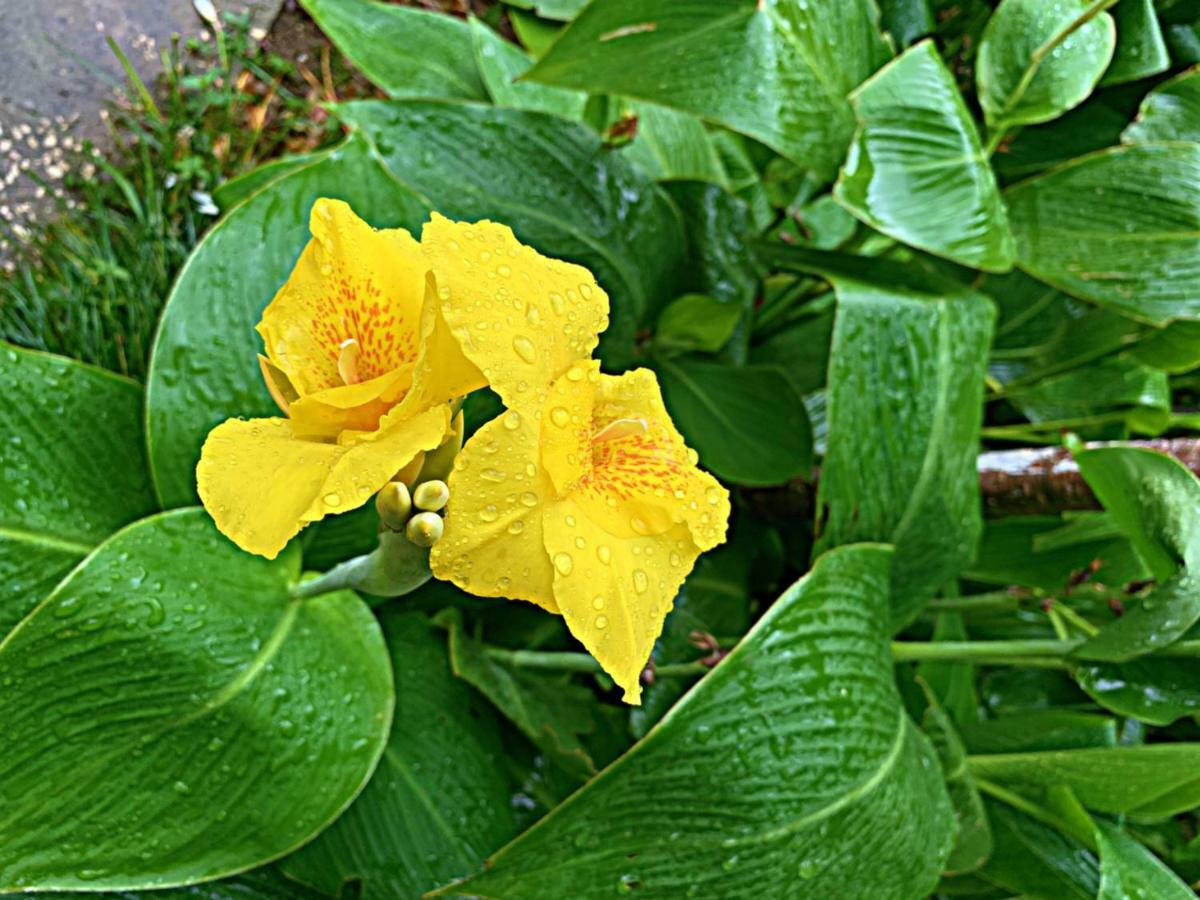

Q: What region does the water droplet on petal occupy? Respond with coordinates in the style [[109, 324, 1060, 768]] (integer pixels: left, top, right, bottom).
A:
[[595, 615, 608, 629], [553, 553, 574, 575], [479, 504, 499, 523], [503, 410, 522, 430], [512, 335, 536, 364], [597, 545, 612, 565], [633, 570, 648, 593], [520, 491, 538, 507], [550, 407, 570, 428], [592, 596, 605, 610]]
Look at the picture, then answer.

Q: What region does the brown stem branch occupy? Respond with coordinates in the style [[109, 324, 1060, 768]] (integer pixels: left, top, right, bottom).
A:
[[743, 438, 1200, 522]]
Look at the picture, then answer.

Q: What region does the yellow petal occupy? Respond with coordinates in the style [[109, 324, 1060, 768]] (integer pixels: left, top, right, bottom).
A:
[[258, 354, 298, 414], [430, 409, 558, 612], [543, 495, 702, 704], [256, 199, 425, 396], [540, 359, 598, 495], [421, 213, 610, 416], [572, 368, 730, 550], [286, 366, 413, 439], [394, 274, 487, 416], [197, 404, 450, 559]]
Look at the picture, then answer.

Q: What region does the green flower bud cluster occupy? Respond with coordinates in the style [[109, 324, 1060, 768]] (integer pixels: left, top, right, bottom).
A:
[[377, 478, 449, 547]]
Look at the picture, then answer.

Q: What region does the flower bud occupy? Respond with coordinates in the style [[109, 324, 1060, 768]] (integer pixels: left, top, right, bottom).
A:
[[375, 481, 412, 531], [412, 479, 450, 512], [406, 511, 444, 547]]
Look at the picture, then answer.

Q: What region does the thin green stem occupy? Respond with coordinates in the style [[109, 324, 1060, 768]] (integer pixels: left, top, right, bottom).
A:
[[1054, 603, 1101, 638], [927, 590, 1027, 613]]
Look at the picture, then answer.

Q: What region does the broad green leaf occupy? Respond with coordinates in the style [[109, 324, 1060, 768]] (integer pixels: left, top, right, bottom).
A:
[[1096, 820, 1195, 899], [960, 711, 1119, 753], [1129, 319, 1200, 372], [433, 545, 956, 900], [656, 358, 812, 486], [146, 134, 426, 509], [749, 304, 835, 395], [37, 867, 326, 899], [661, 180, 760, 313], [1102, 0, 1170, 86], [337, 99, 687, 365], [980, 668, 1094, 716], [616, 101, 730, 186], [0, 345, 157, 633], [505, 0, 587, 21], [976, 0, 1117, 132], [469, 18, 587, 119], [1077, 658, 1200, 725], [771, 248, 995, 627], [281, 612, 516, 898], [524, 0, 893, 179], [969, 745, 1200, 817], [0, 509, 392, 891], [299, 0, 486, 99], [1072, 448, 1200, 660], [985, 271, 1146, 389], [1003, 356, 1170, 429], [445, 611, 599, 780], [878, 0, 934, 47], [1123, 65, 1200, 143], [994, 90, 1137, 180], [212, 150, 329, 212], [980, 801, 1100, 900], [920, 686, 992, 875], [1006, 143, 1200, 324], [964, 516, 1147, 591], [836, 40, 1016, 272], [653, 294, 742, 356]]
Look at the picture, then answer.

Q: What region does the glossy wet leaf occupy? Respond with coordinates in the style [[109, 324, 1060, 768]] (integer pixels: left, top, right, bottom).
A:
[[773, 248, 995, 627], [1095, 820, 1195, 899], [1102, 0, 1170, 85], [146, 135, 426, 508], [1123, 65, 1200, 143], [1077, 658, 1200, 725], [524, 0, 893, 178], [445, 612, 599, 781], [969, 745, 1200, 817], [0, 345, 157, 634], [960, 710, 1119, 753], [212, 150, 329, 212], [976, 0, 1117, 132], [299, 0, 486, 99], [469, 18, 587, 119], [836, 40, 1016, 271], [37, 866, 327, 900], [1003, 356, 1170, 428], [338, 99, 686, 365], [0, 509, 393, 892], [980, 801, 1100, 900], [281, 612, 516, 898], [878, 0, 934, 47], [616, 102, 730, 186], [920, 687, 992, 875], [433, 545, 956, 900], [656, 358, 811, 486], [653, 294, 742, 356], [1072, 447, 1200, 660], [1006, 143, 1200, 324], [662, 180, 760, 312]]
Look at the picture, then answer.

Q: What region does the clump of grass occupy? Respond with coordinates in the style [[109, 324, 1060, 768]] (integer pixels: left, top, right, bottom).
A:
[[0, 13, 348, 379]]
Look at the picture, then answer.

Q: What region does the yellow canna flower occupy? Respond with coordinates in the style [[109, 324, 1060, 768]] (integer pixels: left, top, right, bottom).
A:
[[427, 219, 730, 704], [198, 200, 486, 559]]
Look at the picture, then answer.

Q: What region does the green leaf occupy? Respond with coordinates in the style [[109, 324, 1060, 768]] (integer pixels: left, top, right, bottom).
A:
[[1129, 319, 1200, 372], [1003, 356, 1170, 428], [980, 801, 1100, 900], [836, 40, 1016, 272], [146, 134, 426, 509], [969, 745, 1200, 817], [1096, 820, 1195, 899], [1123, 65, 1200, 143], [1102, 0, 1171, 86], [0, 509, 392, 891], [523, 0, 893, 179], [505, 0, 587, 22], [433, 545, 956, 900], [878, 0, 934, 47], [37, 866, 327, 899], [661, 180, 760, 313], [0, 345, 157, 633], [960, 711, 1119, 753], [212, 150, 329, 212], [1006, 142, 1200, 324], [919, 684, 993, 875], [469, 18, 587, 119], [606, 101, 731, 186], [337, 99, 687, 365], [976, 0, 1117, 132], [1072, 448, 1200, 660], [656, 358, 812, 486], [280, 612, 516, 898], [1077, 658, 1200, 725], [653, 294, 742, 355], [777, 248, 995, 627], [299, 0, 486, 99], [445, 611, 599, 780]]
